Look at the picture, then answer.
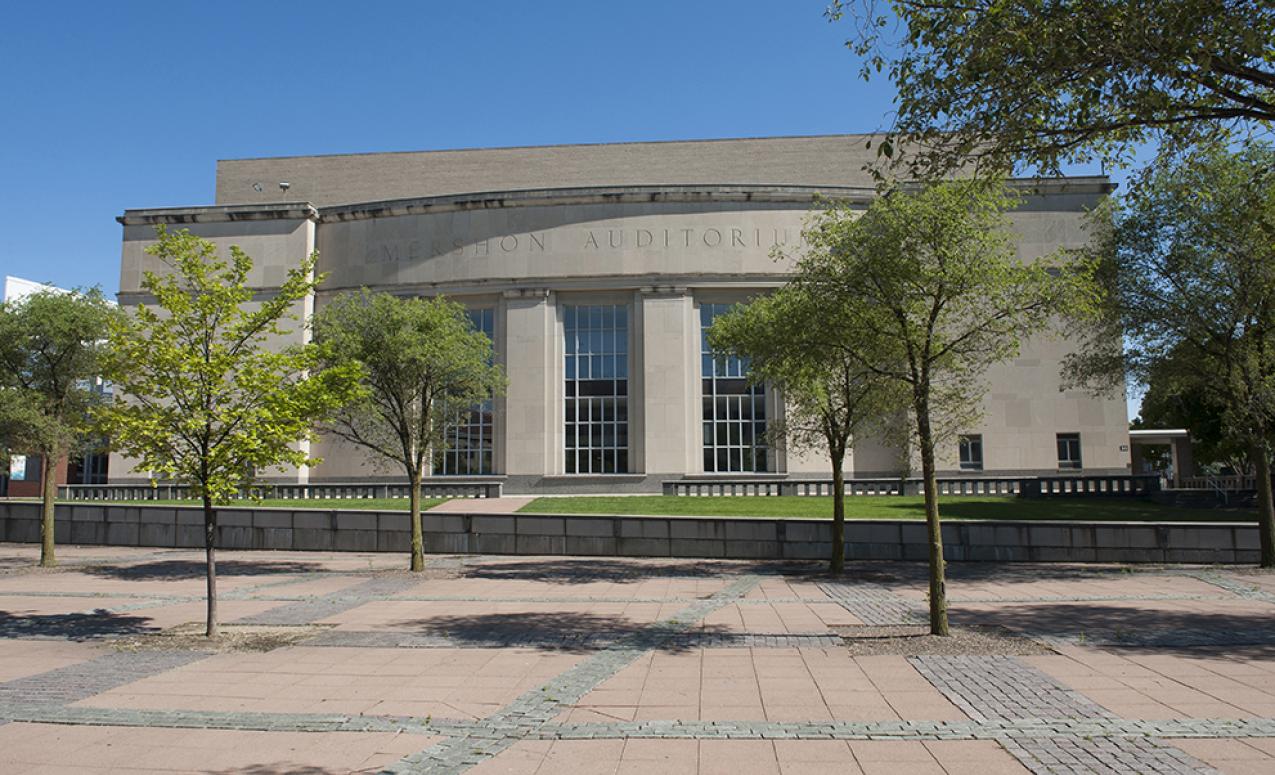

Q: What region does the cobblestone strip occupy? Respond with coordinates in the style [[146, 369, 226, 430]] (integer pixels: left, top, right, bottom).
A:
[[530, 717, 1275, 741], [1182, 569, 1275, 605], [910, 656, 1109, 722], [306, 630, 840, 651], [234, 576, 423, 625], [5, 705, 1274, 745], [817, 581, 927, 624], [1002, 736, 1221, 774], [947, 593, 1221, 604], [0, 703, 475, 736], [0, 651, 208, 707], [908, 655, 1226, 773], [381, 575, 762, 775]]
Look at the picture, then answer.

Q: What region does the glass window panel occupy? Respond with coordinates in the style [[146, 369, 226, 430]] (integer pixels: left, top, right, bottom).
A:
[[698, 301, 770, 472], [435, 307, 498, 476], [564, 304, 630, 473]]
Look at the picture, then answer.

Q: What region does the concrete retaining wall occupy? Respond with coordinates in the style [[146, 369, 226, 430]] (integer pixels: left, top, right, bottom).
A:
[[0, 501, 1259, 564]]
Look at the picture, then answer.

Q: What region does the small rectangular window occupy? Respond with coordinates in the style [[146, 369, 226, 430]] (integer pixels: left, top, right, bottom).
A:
[[1057, 433, 1082, 470], [958, 435, 983, 471]]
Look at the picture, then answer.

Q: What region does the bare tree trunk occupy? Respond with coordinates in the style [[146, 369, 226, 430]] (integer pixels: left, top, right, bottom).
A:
[[39, 453, 57, 568], [203, 493, 219, 637], [830, 446, 846, 574], [409, 471, 424, 571], [916, 408, 949, 636], [1254, 444, 1275, 568]]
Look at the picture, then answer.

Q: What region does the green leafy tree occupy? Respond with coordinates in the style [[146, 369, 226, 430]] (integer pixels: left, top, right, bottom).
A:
[[0, 289, 116, 567], [793, 180, 1097, 633], [97, 227, 361, 636], [313, 291, 506, 571], [1131, 345, 1250, 475], [709, 287, 903, 572], [828, 0, 1275, 177], [1066, 141, 1275, 564]]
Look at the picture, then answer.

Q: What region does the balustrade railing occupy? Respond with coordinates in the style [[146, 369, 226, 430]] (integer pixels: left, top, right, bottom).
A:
[[58, 479, 502, 502], [1179, 474, 1256, 492], [663, 474, 1159, 498]]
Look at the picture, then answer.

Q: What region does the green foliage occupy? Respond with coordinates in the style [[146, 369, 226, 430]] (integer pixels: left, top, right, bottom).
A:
[[0, 288, 117, 459], [709, 287, 905, 572], [1131, 346, 1250, 474], [97, 226, 362, 505], [0, 287, 117, 566], [313, 290, 506, 479], [312, 290, 505, 570], [786, 180, 1099, 630], [709, 288, 902, 458], [828, 0, 1275, 177], [1071, 142, 1275, 436], [794, 181, 1096, 440], [1067, 141, 1275, 564]]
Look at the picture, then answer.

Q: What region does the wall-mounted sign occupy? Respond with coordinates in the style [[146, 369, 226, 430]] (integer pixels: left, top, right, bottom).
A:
[[9, 455, 27, 481]]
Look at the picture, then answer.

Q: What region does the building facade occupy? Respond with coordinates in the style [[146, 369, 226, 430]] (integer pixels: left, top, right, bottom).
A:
[[112, 135, 1129, 493]]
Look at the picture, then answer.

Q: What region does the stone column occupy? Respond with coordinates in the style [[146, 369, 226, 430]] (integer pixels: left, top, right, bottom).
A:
[[501, 289, 556, 476], [640, 287, 697, 476]]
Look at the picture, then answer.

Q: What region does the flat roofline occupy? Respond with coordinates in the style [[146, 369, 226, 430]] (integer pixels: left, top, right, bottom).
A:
[[124, 177, 1113, 224], [118, 202, 319, 225], [216, 132, 884, 164]]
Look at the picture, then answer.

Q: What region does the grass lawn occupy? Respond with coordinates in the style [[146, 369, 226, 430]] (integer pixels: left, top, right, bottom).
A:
[[54, 498, 450, 512], [518, 495, 1256, 522]]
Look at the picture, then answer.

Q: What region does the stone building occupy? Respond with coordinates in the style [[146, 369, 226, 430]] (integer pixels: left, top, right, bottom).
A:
[[112, 135, 1129, 493]]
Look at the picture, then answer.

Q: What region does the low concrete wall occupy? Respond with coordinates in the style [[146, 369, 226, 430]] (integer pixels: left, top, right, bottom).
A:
[[0, 501, 1259, 564]]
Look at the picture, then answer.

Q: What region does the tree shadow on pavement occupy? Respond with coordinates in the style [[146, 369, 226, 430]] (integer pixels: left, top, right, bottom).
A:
[[207, 765, 349, 775], [0, 609, 155, 639], [389, 611, 734, 653], [831, 561, 1174, 589], [955, 603, 1275, 658], [81, 560, 319, 581], [464, 558, 814, 583]]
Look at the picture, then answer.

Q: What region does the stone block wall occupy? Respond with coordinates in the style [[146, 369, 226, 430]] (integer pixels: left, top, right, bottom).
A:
[[0, 502, 1258, 564]]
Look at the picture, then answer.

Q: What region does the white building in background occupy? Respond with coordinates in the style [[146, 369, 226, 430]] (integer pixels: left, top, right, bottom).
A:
[[3, 275, 60, 303], [111, 135, 1130, 494]]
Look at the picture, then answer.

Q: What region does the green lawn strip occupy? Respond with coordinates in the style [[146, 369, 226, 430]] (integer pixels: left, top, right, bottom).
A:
[[54, 497, 449, 512], [518, 495, 1255, 522]]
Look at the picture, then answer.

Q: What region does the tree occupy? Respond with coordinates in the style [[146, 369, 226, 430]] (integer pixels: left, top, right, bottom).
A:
[[0, 289, 116, 567], [97, 227, 361, 636], [708, 288, 902, 573], [1066, 141, 1275, 565], [1132, 345, 1250, 475], [828, 0, 1275, 177], [312, 290, 505, 572], [792, 180, 1096, 633]]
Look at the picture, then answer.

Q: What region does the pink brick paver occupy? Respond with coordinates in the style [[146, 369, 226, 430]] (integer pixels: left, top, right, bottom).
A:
[[1170, 737, 1275, 775], [1, 544, 1274, 774], [0, 721, 432, 774], [0, 639, 104, 682], [78, 645, 583, 720], [466, 738, 1030, 775], [1027, 647, 1275, 719], [561, 647, 966, 723]]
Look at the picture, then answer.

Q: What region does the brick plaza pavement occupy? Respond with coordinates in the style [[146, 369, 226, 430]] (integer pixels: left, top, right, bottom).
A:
[[0, 543, 1273, 773]]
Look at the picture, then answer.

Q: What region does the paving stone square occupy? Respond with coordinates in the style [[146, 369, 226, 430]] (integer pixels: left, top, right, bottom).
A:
[[0, 543, 1273, 773]]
